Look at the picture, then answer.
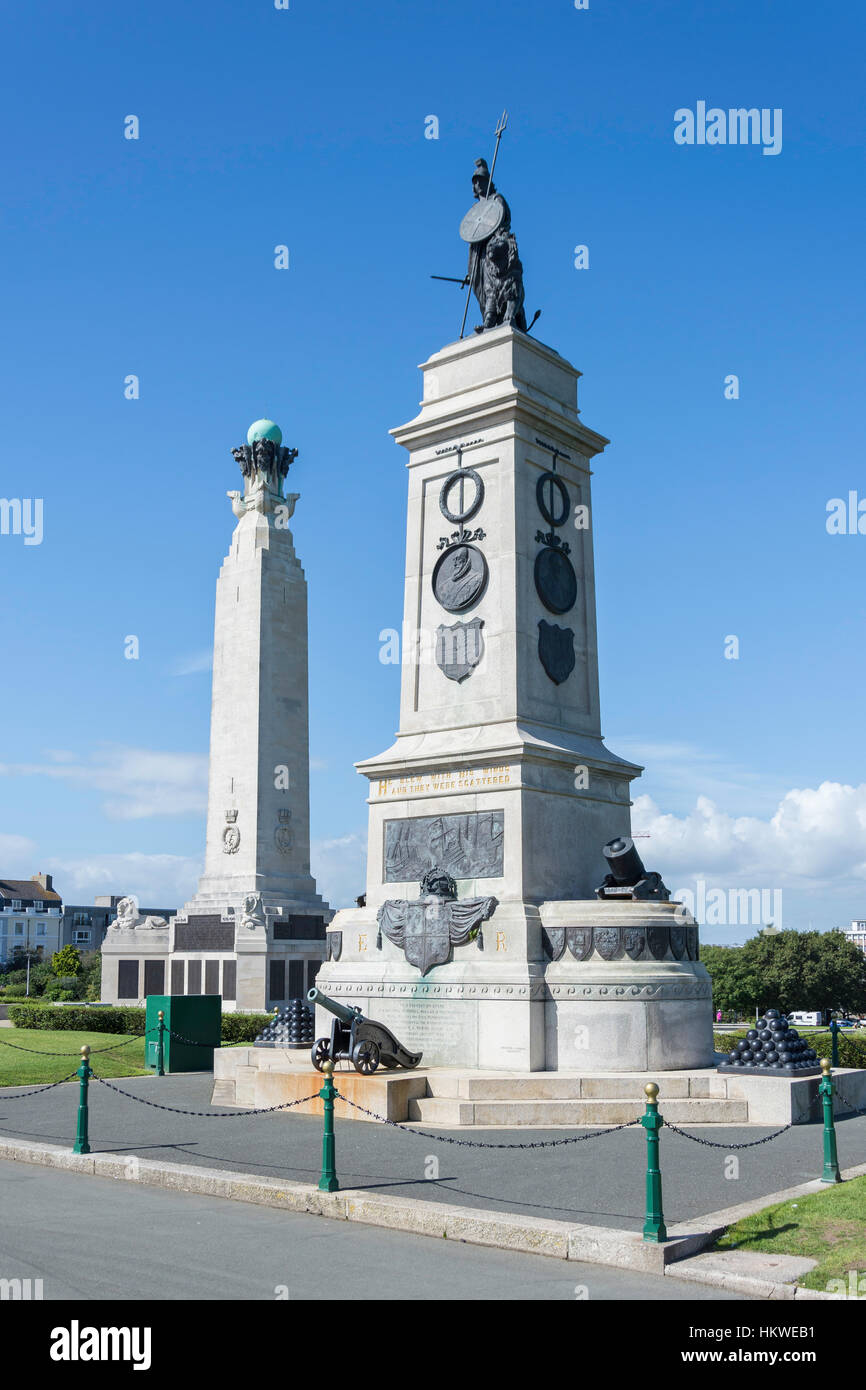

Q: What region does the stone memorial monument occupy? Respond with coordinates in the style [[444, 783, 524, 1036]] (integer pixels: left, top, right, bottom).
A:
[[101, 419, 331, 1011], [313, 125, 713, 1072]]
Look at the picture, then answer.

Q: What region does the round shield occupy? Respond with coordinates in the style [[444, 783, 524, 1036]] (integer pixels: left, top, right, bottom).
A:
[[459, 197, 504, 244], [432, 544, 488, 613], [534, 547, 577, 614]]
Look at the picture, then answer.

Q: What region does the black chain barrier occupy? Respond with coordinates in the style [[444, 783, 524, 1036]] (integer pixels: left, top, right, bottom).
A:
[[333, 1091, 642, 1148], [91, 1074, 321, 1118], [825, 1089, 866, 1120], [664, 1120, 792, 1150], [0, 1070, 81, 1099]]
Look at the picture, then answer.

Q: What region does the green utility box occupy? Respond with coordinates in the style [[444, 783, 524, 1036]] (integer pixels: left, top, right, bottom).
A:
[[145, 995, 222, 1073]]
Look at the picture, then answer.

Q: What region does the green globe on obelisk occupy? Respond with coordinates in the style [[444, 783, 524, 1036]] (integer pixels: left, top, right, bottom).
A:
[[247, 418, 283, 445]]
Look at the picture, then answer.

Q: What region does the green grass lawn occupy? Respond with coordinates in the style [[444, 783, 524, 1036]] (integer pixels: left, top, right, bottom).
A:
[[0, 1029, 150, 1086], [716, 1175, 866, 1291]]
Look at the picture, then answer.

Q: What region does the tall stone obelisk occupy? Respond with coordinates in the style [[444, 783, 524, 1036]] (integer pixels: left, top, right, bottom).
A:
[[315, 145, 712, 1073], [102, 420, 330, 1012]]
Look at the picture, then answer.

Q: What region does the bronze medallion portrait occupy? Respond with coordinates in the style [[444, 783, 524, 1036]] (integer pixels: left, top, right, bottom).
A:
[[432, 543, 488, 613]]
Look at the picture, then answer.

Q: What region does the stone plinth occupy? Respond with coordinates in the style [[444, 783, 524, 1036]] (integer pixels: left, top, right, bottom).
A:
[[212, 1049, 860, 1127]]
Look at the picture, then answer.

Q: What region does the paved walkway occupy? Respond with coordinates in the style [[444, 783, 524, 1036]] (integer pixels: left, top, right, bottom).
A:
[[1, 1073, 864, 1231]]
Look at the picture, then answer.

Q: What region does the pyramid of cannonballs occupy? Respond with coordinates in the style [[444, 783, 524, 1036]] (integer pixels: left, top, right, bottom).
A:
[[253, 1000, 315, 1049], [718, 1009, 821, 1076]]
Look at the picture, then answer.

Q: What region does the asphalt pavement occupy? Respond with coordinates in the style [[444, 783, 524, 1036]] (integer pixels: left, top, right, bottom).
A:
[[1, 1072, 865, 1231], [0, 1159, 746, 1301]]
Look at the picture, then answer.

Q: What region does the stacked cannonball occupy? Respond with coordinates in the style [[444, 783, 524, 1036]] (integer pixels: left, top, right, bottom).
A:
[[722, 1009, 820, 1073], [253, 1000, 315, 1049]]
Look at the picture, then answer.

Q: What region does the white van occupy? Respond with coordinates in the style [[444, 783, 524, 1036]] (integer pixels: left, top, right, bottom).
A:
[[788, 1011, 822, 1026]]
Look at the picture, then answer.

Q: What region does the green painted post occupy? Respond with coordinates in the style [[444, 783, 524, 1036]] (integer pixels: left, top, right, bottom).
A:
[[819, 1057, 842, 1184], [156, 1010, 166, 1077], [318, 1058, 339, 1193], [829, 1020, 840, 1069], [72, 1045, 92, 1155], [641, 1082, 667, 1242]]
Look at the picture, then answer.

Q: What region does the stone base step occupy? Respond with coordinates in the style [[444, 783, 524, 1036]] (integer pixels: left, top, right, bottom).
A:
[[408, 1096, 749, 1126], [424, 1073, 731, 1101]]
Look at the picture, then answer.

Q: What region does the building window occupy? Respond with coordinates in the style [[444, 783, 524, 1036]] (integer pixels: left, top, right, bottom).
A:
[[10, 901, 22, 912], [36, 923, 46, 937], [14, 924, 24, 936], [73, 930, 91, 946]]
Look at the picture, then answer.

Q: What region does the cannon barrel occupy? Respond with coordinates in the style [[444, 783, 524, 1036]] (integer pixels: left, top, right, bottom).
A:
[[307, 987, 362, 1025], [602, 836, 645, 885]]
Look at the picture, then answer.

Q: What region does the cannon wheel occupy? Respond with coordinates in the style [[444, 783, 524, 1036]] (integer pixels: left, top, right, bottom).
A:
[[311, 1038, 331, 1072], [352, 1039, 380, 1075]]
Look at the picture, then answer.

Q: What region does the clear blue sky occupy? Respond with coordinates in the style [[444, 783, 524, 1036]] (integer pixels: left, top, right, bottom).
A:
[[1, 0, 864, 941]]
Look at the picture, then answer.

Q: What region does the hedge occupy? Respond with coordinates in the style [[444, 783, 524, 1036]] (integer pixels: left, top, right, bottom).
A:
[[714, 1029, 866, 1068], [7, 1002, 274, 1043]]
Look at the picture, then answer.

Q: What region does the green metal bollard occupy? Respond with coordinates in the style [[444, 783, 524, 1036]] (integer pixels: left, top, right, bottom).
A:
[[156, 1010, 166, 1077], [819, 1057, 842, 1184], [641, 1082, 667, 1242], [829, 1020, 840, 1069], [73, 1045, 92, 1155], [318, 1058, 339, 1193]]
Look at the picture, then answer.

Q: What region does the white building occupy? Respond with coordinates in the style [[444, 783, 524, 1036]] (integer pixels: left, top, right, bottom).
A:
[[844, 919, 866, 957], [0, 874, 63, 966]]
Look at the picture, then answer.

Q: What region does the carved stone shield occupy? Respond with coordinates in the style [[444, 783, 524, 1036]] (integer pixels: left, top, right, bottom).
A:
[[542, 926, 566, 961], [436, 618, 485, 682], [593, 926, 623, 961], [623, 927, 646, 960], [566, 926, 593, 961], [538, 621, 575, 685], [326, 930, 342, 962], [404, 900, 453, 975], [647, 926, 670, 960], [686, 925, 699, 961], [669, 925, 686, 960]]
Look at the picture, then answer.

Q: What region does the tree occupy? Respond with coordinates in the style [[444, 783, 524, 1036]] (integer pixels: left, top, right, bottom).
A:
[[701, 945, 760, 1016], [740, 930, 866, 1016], [51, 945, 81, 978]]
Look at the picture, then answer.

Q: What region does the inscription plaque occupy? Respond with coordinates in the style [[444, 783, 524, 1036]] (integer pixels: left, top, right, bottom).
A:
[[273, 915, 326, 941], [175, 917, 235, 952], [117, 959, 139, 1000], [143, 960, 165, 997], [384, 810, 504, 881]]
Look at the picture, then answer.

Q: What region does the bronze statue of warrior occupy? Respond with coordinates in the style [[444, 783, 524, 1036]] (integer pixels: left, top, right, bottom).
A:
[[465, 158, 526, 333]]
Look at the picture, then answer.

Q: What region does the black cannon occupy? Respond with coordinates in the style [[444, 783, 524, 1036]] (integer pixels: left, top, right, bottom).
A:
[[307, 987, 423, 1075], [595, 836, 670, 902]]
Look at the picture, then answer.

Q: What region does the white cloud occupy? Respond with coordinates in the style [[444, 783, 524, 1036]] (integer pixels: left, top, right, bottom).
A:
[[611, 737, 783, 813], [0, 746, 208, 820], [0, 833, 38, 864], [633, 782, 866, 937], [45, 853, 202, 909], [311, 830, 367, 910], [171, 649, 213, 677]]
